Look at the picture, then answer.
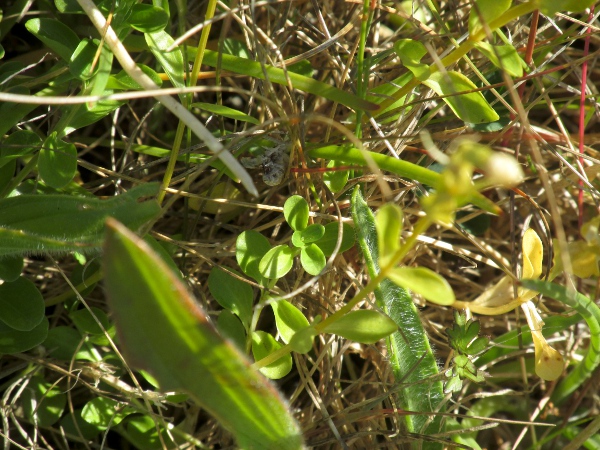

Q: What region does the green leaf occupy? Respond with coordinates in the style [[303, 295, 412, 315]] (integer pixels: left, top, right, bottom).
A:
[[145, 30, 184, 90], [0, 183, 161, 258], [475, 42, 523, 77], [251, 331, 293, 380], [69, 306, 114, 346], [236, 230, 271, 282], [60, 411, 102, 441], [351, 187, 445, 444], [0, 255, 23, 281], [375, 203, 403, 267], [192, 102, 260, 125], [39, 133, 77, 189], [284, 195, 309, 231], [69, 38, 98, 80], [271, 299, 310, 344], [0, 316, 48, 353], [539, 0, 596, 15], [62, 98, 125, 135], [394, 39, 430, 81], [128, 4, 168, 33], [217, 310, 246, 351], [288, 326, 317, 354], [42, 326, 97, 361], [22, 376, 66, 427], [54, 0, 84, 13], [300, 243, 326, 276], [25, 18, 80, 61], [322, 310, 397, 344], [208, 267, 253, 329], [259, 245, 295, 279], [323, 159, 349, 193], [387, 267, 456, 305], [422, 71, 499, 123], [0, 277, 44, 331], [108, 65, 163, 90], [103, 219, 303, 449], [1, 130, 42, 165], [291, 223, 325, 247], [468, 0, 511, 35], [81, 397, 134, 429], [314, 222, 355, 256]]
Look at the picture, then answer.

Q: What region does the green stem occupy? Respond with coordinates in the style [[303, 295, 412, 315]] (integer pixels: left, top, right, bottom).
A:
[[372, 0, 538, 117]]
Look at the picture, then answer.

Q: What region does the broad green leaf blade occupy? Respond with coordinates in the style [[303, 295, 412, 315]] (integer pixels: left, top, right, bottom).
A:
[[296, 224, 326, 245], [236, 230, 271, 283], [128, 4, 168, 33], [308, 145, 501, 215], [539, 0, 596, 15], [25, 18, 80, 61], [0, 316, 48, 354], [387, 267, 456, 305], [62, 98, 125, 135], [0, 255, 23, 281], [192, 102, 260, 125], [284, 195, 309, 231], [375, 203, 403, 267], [145, 30, 184, 90], [109, 65, 163, 90], [42, 326, 97, 361], [300, 244, 326, 276], [469, 0, 512, 35], [323, 159, 349, 193], [394, 39, 430, 81], [422, 71, 499, 123], [475, 42, 523, 77], [208, 267, 253, 329], [81, 397, 134, 429], [251, 331, 293, 380], [22, 376, 66, 427], [39, 133, 77, 189], [103, 219, 303, 449], [1, 130, 41, 164], [322, 310, 397, 344], [259, 245, 295, 280], [217, 310, 246, 351], [272, 299, 310, 344], [314, 222, 355, 256], [0, 277, 44, 331], [0, 183, 161, 257], [200, 49, 378, 112], [351, 187, 445, 446], [69, 38, 98, 80]]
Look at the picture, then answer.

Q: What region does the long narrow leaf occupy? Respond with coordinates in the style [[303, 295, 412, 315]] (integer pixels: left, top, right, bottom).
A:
[[103, 219, 304, 449], [351, 188, 445, 448]]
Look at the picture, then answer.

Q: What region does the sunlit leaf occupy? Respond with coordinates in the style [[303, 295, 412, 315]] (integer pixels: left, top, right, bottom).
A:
[[128, 4, 168, 33], [323, 310, 397, 344], [292, 224, 325, 247], [236, 230, 271, 282], [375, 203, 403, 267], [314, 222, 355, 256], [300, 243, 326, 275], [475, 42, 523, 77], [145, 30, 184, 90], [469, 0, 512, 36], [192, 102, 260, 125], [251, 331, 293, 380], [103, 219, 303, 449], [387, 267, 456, 305], [284, 195, 309, 231], [25, 18, 79, 61], [22, 376, 66, 427], [39, 133, 77, 189], [259, 245, 295, 279], [272, 299, 310, 344], [394, 39, 430, 81], [81, 397, 134, 429], [539, 0, 596, 15], [422, 71, 499, 123]]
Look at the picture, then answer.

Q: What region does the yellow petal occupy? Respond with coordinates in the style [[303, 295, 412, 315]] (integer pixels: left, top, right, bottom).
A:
[[454, 276, 524, 315], [521, 301, 564, 381], [522, 228, 543, 280]]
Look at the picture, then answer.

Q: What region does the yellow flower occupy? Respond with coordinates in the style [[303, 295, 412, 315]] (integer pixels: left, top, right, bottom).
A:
[[454, 228, 564, 380]]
